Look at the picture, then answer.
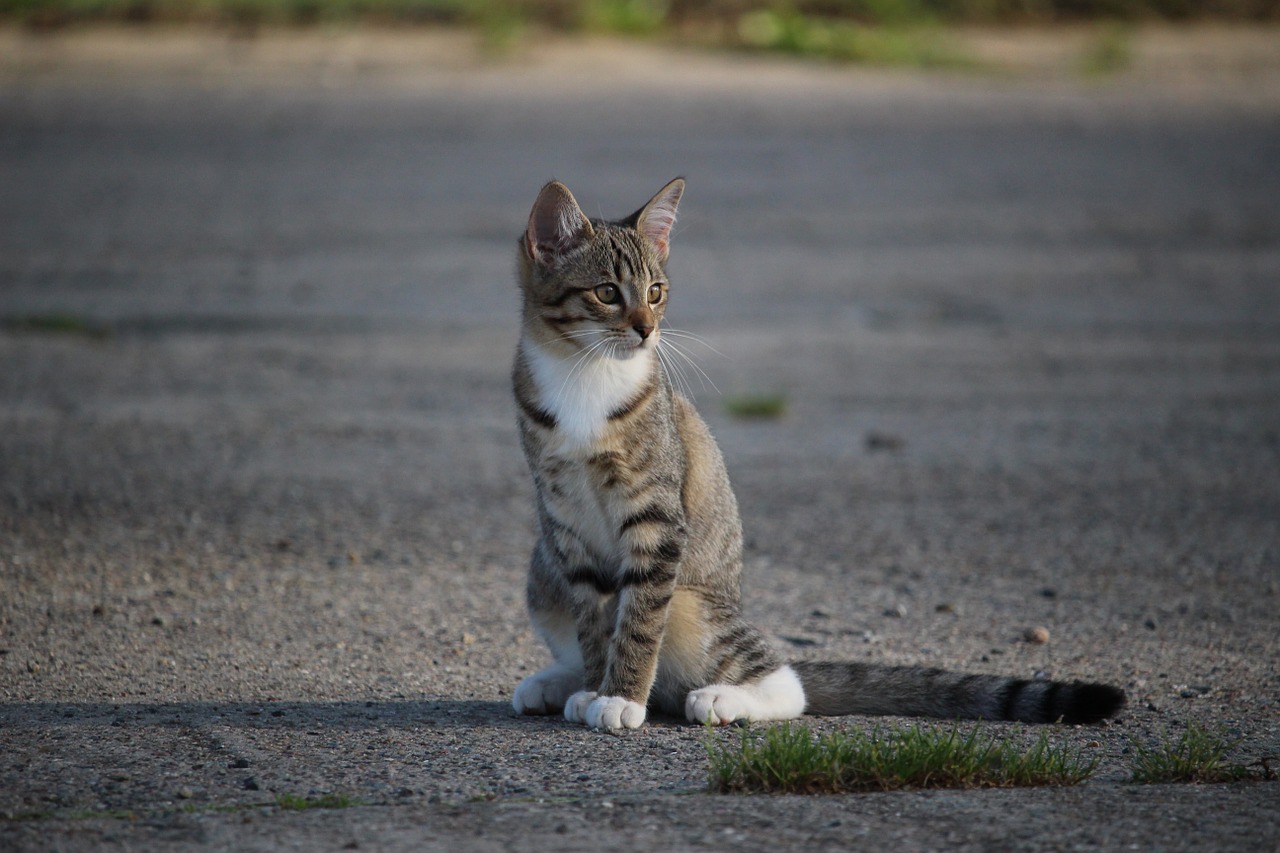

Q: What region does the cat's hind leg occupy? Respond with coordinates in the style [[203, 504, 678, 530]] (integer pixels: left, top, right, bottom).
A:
[[686, 665, 806, 725]]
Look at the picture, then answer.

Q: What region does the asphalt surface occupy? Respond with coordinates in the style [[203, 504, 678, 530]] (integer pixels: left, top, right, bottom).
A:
[[2, 28, 1279, 851]]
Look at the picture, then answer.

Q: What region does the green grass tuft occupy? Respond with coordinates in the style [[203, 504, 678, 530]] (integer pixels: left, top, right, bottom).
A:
[[723, 393, 787, 419], [706, 722, 1099, 794], [1131, 722, 1257, 784]]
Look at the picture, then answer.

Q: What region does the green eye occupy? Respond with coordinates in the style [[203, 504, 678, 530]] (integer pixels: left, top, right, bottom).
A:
[[594, 284, 620, 305], [648, 284, 664, 304]]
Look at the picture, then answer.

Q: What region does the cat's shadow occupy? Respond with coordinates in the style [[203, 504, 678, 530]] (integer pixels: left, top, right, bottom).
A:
[[2, 699, 705, 732], [0, 699, 524, 731]]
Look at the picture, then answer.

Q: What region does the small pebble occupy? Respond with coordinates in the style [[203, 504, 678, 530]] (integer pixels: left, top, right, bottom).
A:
[[1024, 626, 1050, 644], [177, 787, 193, 799]]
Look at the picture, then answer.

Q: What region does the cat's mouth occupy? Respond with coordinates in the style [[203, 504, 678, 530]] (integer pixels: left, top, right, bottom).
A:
[[565, 330, 654, 360], [610, 342, 646, 359], [615, 334, 655, 358], [582, 330, 652, 359]]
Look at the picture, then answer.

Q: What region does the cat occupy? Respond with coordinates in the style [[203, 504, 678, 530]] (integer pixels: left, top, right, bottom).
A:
[[509, 178, 1126, 731]]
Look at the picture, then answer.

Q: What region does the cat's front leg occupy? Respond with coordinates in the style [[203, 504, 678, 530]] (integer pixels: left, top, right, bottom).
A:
[[517, 540, 603, 719], [559, 582, 613, 725], [581, 522, 687, 731], [513, 663, 582, 716]]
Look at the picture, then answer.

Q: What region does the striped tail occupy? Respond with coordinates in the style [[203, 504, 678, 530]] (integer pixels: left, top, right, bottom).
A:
[[792, 661, 1125, 725]]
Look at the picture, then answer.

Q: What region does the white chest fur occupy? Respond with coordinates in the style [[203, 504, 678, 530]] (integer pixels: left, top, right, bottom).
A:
[[523, 340, 654, 449]]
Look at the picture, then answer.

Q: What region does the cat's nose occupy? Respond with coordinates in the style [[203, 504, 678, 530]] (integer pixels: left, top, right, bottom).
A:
[[633, 322, 655, 340]]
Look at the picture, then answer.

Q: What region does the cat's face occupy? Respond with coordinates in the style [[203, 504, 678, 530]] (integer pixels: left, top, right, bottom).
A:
[[518, 179, 684, 361], [524, 225, 670, 359]]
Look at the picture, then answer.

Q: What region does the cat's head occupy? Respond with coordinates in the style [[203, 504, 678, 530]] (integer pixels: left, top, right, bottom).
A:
[[517, 178, 684, 360]]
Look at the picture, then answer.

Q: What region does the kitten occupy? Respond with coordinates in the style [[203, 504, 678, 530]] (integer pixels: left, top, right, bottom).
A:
[[510, 178, 1125, 731]]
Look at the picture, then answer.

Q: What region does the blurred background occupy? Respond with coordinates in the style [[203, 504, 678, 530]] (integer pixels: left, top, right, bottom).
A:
[[5, 0, 1280, 38], [2, 0, 1279, 833], [3, 0, 1278, 672], [3, 0, 1280, 73]]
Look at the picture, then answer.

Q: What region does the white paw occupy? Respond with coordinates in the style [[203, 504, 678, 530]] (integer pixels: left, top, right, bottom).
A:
[[563, 690, 598, 724], [686, 686, 751, 726], [513, 665, 582, 716], [584, 695, 647, 730], [686, 667, 807, 726]]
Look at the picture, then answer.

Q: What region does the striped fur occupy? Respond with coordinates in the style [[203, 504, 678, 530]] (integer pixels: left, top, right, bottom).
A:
[[510, 179, 1125, 731]]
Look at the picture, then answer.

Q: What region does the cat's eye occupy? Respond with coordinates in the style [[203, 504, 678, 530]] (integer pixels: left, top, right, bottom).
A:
[[594, 284, 621, 305], [647, 284, 664, 304]]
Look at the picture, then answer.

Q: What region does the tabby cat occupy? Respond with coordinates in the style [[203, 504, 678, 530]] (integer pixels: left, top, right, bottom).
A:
[[510, 178, 1125, 731]]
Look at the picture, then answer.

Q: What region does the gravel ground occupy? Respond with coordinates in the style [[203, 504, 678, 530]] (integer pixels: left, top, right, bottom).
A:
[[1, 26, 1278, 851]]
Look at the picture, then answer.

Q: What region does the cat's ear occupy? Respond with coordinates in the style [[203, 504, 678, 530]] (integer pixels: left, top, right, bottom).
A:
[[524, 181, 594, 268], [626, 177, 685, 263]]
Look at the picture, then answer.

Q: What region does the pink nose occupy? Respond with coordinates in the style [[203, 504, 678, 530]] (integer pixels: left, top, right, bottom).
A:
[[634, 323, 655, 340]]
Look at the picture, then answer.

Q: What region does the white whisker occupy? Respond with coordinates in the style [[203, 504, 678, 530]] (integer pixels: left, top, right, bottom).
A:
[[659, 327, 729, 360], [657, 337, 702, 400], [655, 345, 689, 400], [659, 335, 720, 395], [557, 336, 613, 399], [558, 329, 606, 345]]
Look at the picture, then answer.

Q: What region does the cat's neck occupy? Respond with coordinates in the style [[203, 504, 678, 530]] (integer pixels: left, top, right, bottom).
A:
[[521, 337, 655, 449]]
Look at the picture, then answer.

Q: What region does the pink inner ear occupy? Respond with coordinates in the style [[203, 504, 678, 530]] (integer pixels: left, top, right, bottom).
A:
[[643, 207, 676, 245], [638, 181, 683, 257]]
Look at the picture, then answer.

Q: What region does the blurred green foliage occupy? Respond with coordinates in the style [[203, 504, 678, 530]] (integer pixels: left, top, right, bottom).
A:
[[3, 0, 1277, 28], [736, 9, 977, 65], [4, 0, 1274, 70], [1077, 21, 1135, 76]]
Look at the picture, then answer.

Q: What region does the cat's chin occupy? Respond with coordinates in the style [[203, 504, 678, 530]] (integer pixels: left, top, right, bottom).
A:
[[608, 342, 650, 361]]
